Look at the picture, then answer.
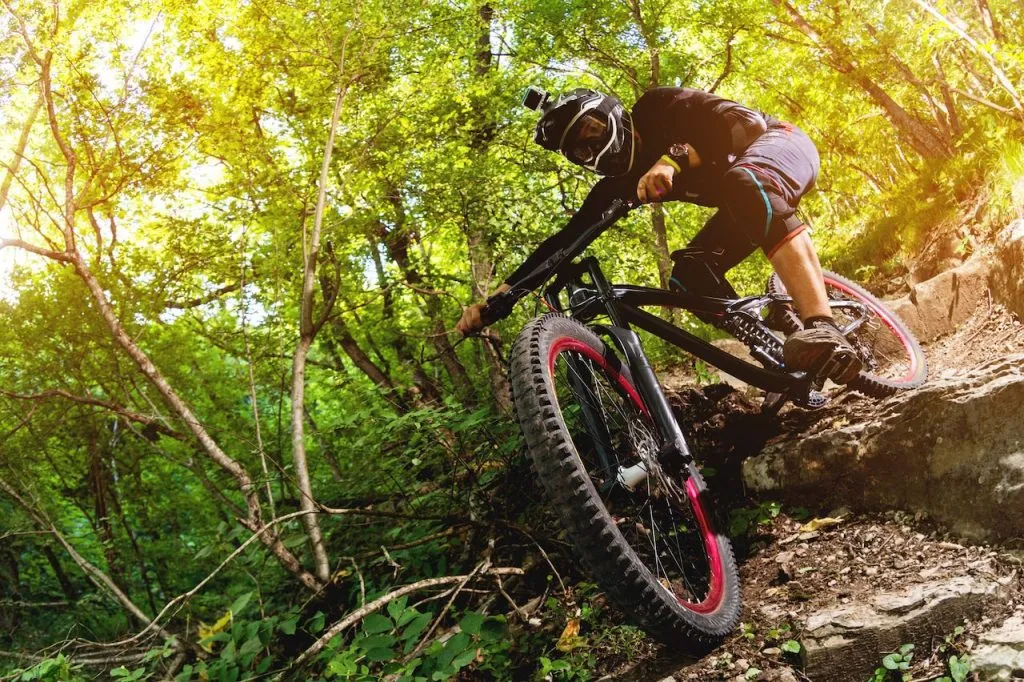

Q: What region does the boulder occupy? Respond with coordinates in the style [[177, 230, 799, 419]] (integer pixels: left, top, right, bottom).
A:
[[989, 219, 1024, 320], [801, 575, 1005, 682], [972, 608, 1024, 681], [888, 254, 993, 343], [742, 355, 1024, 540]]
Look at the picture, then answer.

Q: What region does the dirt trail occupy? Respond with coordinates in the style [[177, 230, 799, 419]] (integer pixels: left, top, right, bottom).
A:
[[614, 297, 1024, 681]]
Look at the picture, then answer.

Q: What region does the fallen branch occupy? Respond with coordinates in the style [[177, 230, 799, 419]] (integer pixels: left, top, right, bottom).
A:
[[283, 566, 525, 675], [405, 555, 491, 662], [84, 509, 317, 651], [0, 389, 185, 440]]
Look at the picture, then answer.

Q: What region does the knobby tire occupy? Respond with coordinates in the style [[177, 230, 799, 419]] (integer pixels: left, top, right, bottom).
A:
[[768, 270, 927, 397], [509, 314, 741, 648]]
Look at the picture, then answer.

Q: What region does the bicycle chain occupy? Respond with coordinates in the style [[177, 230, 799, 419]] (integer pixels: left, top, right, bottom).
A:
[[723, 314, 785, 361]]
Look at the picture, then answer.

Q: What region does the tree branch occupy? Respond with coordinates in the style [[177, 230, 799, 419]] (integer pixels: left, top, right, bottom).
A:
[[0, 389, 185, 440], [0, 237, 73, 262]]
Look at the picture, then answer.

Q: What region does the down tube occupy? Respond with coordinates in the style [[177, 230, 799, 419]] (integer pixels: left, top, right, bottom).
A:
[[618, 305, 802, 394]]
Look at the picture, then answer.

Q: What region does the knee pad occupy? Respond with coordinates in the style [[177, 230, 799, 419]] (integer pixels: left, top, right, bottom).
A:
[[669, 247, 738, 299]]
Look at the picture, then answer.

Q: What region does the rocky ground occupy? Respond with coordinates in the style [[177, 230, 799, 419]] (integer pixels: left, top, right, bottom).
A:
[[607, 282, 1024, 680]]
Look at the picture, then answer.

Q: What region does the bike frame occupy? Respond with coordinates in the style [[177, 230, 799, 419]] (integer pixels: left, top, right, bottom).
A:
[[541, 254, 828, 471], [496, 198, 869, 476]]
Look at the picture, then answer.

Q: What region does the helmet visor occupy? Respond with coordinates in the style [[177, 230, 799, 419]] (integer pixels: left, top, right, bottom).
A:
[[560, 103, 634, 176]]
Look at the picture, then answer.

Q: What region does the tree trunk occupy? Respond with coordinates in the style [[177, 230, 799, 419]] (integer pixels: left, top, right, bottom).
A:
[[288, 42, 360, 586], [378, 200, 475, 403], [86, 432, 127, 594], [41, 545, 78, 602], [974, 0, 1002, 41], [932, 50, 963, 138], [464, 5, 511, 412]]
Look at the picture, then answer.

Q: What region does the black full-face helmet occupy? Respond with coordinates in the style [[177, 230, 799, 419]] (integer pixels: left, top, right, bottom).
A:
[[525, 87, 635, 177]]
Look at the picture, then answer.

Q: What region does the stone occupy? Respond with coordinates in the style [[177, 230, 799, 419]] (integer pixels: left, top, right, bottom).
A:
[[800, 576, 1005, 682], [971, 609, 1024, 681], [888, 254, 992, 343], [742, 355, 1024, 541], [990, 219, 1024, 319]]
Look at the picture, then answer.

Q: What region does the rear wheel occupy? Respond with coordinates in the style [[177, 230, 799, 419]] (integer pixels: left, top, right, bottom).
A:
[[767, 271, 927, 397], [509, 314, 741, 646]]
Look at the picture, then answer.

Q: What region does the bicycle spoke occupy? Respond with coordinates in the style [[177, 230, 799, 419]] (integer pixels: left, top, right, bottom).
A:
[[551, 348, 716, 606]]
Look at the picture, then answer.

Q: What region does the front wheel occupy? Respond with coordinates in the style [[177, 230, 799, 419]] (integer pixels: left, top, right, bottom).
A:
[[509, 314, 741, 647], [767, 271, 928, 397]]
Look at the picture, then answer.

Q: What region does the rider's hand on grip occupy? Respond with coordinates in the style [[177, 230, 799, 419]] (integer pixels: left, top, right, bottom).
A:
[[457, 291, 512, 336]]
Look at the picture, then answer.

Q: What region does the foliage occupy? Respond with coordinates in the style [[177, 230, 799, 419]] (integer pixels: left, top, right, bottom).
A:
[[0, 0, 1022, 676], [728, 501, 782, 537], [870, 643, 916, 682]]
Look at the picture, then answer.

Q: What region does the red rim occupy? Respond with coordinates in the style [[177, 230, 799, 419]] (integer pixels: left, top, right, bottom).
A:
[[823, 276, 921, 384], [547, 337, 725, 615]]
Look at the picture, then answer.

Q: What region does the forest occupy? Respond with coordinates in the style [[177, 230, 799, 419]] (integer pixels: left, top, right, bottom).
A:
[[1, 0, 1022, 679]]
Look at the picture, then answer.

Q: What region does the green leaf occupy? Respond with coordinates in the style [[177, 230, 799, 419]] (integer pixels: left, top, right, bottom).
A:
[[781, 639, 801, 653], [357, 634, 396, 651], [229, 592, 252, 616], [278, 617, 298, 635], [949, 655, 971, 682], [479, 617, 506, 642], [452, 647, 478, 669], [364, 647, 396, 662], [396, 607, 421, 628], [899, 643, 915, 656], [744, 667, 762, 680], [326, 655, 356, 677], [363, 613, 394, 634], [387, 597, 408, 622], [282, 535, 306, 549], [437, 632, 471, 670], [238, 636, 262, 658], [307, 611, 325, 634], [401, 613, 432, 642], [882, 654, 902, 670], [458, 612, 484, 636]]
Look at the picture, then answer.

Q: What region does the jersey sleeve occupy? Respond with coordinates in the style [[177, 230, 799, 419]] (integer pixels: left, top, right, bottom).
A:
[[667, 93, 766, 168], [502, 176, 626, 291]]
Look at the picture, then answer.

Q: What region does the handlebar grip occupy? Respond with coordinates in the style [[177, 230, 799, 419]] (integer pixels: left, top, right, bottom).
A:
[[483, 291, 514, 325]]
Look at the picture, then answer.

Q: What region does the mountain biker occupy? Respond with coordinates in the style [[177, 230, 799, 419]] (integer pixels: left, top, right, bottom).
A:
[[456, 86, 862, 383]]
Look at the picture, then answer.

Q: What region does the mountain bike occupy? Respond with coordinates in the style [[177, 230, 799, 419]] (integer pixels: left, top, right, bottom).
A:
[[482, 198, 927, 647]]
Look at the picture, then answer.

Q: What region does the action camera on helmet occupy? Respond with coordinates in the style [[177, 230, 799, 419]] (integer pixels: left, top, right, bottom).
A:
[[523, 86, 551, 111]]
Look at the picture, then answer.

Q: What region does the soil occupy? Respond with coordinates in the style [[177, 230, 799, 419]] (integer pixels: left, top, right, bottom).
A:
[[604, 292, 1024, 681]]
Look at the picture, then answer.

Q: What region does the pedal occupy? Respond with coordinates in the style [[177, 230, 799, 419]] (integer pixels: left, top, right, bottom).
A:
[[793, 390, 828, 410]]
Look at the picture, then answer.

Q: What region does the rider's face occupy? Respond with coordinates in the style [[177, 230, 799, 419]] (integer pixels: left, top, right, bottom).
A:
[[566, 114, 609, 165]]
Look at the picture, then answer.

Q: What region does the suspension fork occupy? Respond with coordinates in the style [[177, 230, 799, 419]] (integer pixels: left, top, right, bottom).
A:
[[582, 259, 694, 470]]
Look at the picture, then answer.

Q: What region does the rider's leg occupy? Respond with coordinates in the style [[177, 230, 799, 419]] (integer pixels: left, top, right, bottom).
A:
[[714, 158, 861, 382], [766, 229, 830, 320]]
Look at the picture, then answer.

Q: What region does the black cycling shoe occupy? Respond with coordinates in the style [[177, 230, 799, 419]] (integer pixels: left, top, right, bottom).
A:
[[784, 318, 863, 384]]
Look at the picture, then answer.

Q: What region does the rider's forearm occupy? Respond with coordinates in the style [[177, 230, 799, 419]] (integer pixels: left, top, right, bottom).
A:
[[502, 179, 619, 289]]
